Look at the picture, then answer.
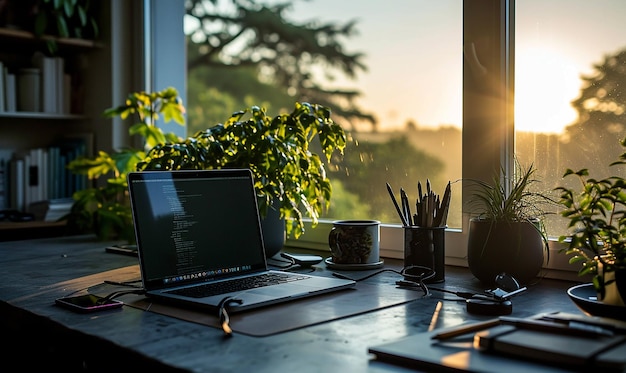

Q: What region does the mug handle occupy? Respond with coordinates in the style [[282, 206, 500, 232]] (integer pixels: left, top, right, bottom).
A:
[[328, 227, 343, 258]]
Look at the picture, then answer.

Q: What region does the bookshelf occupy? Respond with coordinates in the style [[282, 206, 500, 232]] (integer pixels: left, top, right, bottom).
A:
[[0, 1, 115, 237]]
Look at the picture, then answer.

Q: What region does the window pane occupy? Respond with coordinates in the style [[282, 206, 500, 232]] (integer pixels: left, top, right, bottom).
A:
[[281, 1, 463, 228], [515, 0, 626, 237], [185, 0, 462, 229]]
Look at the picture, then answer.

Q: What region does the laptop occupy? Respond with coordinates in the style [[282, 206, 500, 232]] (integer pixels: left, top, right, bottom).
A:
[[127, 169, 355, 312]]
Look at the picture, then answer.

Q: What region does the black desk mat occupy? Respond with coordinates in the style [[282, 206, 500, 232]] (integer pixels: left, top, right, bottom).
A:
[[77, 264, 427, 337], [123, 279, 425, 337]]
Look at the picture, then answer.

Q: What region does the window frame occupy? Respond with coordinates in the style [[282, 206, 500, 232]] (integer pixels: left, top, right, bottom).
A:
[[284, 0, 576, 279]]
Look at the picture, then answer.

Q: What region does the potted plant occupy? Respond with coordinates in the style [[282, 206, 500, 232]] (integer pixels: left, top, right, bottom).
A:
[[466, 160, 553, 285], [66, 87, 186, 242], [137, 102, 347, 257], [555, 139, 626, 306]]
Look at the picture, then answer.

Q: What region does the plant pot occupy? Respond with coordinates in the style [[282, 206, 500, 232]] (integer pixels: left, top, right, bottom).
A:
[[260, 205, 286, 258], [597, 261, 626, 307], [467, 218, 545, 286]]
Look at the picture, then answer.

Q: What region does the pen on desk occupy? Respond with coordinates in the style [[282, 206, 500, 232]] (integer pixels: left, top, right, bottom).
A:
[[386, 183, 409, 226], [431, 316, 615, 341], [498, 316, 615, 337], [431, 318, 501, 340]]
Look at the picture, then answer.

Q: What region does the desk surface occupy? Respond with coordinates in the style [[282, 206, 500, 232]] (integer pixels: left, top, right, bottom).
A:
[[0, 235, 584, 372]]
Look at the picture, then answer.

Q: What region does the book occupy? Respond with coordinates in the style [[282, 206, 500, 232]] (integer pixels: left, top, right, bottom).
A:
[[0, 61, 5, 112], [475, 324, 626, 371], [17, 68, 41, 112], [9, 158, 24, 211], [28, 197, 74, 222], [32, 53, 57, 114], [55, 56, 64, 114], [369, 314, 626, 373], [4, 68, 16, 112], [0, 159, 6, 210]]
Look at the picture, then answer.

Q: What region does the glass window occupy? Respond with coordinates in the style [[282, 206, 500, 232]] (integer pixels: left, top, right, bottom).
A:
[[515, 0, 626, 238], [184, 0, 626, 273], [184, 0, 464, 259]]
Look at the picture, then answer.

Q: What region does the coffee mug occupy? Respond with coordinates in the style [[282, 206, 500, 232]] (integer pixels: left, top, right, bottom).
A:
[[328, 220, 380, 264]]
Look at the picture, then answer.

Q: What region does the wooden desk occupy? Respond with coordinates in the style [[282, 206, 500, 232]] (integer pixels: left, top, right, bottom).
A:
[[0, 235, 584, 372]]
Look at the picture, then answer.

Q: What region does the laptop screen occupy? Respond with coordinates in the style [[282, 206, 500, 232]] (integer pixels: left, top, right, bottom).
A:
[[127, 169, 268, 290]]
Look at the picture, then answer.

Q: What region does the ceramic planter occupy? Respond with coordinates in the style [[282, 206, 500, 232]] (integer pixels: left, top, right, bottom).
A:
[[597, 261, 626, 306], [260, 205, 286, 258], [467, 218, 545, 286]]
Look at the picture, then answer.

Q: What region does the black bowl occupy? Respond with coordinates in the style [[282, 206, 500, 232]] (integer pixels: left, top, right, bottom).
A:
[[567, 283, 626, 321]]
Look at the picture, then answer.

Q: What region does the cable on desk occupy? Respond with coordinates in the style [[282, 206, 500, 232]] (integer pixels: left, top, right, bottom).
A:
[[99, 289, 146, 304], [332, 265, 434, 296], [218, 296, 243, 337], [267, 256, 316, 273], [267, 256, 297, 270]]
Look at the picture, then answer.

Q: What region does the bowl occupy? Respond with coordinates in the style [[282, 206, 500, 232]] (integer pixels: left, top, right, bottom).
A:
[[567, 283, 626, 321]]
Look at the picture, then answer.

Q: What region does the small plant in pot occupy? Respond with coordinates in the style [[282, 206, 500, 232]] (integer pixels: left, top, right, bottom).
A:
[[466, 160, 553, 286], [555, 139, 626, 306], [137, 102, 347, 258]]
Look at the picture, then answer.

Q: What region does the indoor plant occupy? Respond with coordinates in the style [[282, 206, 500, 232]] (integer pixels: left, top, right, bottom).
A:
[[466, 160, 553, 285], [66, 87, 185, 242], [137, 102, 346, 257], [556, 139, 626, 305]]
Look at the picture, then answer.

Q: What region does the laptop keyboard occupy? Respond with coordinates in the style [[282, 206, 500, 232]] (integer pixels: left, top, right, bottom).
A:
[[166, 272, 308, 298]]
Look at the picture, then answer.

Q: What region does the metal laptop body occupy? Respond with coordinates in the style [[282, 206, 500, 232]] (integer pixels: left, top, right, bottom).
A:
[[127, 169, 355, 312]]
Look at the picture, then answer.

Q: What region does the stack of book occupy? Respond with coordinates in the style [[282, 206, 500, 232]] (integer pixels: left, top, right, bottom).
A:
[[28, 197, 74, 222], [5, 136, 90, 213], [1, 52, 72, 115]]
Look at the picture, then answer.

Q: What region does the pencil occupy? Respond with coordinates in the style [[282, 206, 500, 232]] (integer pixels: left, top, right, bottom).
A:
[[428, 301, 443, 332], [431, 318, 500, 340], [386, 183, 409, 226]]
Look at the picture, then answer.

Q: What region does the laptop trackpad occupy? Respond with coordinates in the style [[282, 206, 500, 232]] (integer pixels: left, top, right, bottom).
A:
[[248, 282, 311, 297]]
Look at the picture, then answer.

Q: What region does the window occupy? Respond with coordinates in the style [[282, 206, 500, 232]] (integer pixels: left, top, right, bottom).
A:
[[183, 1, 626, 275], [515, 0, 626, 238], [184, 0, 466, 260]]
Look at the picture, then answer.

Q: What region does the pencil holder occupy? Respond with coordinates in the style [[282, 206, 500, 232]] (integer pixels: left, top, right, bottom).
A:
[[403, 226, 446, 283]]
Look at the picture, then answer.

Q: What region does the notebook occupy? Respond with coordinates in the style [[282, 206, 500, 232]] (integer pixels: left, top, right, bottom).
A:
[[127, 169, 355, 313]]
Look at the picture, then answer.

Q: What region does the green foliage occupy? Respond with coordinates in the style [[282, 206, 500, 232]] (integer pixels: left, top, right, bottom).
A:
[[66, 87, 186, 241], [467, 161, 553, 263], [32, 0, 99, 54], [184, 0, 375, 129], [556, 137, 626, 297], [327, 136, 446, 224], [468, 161, 554, 223], [138, 102, 347, 239], [186, 64, 293, 135]]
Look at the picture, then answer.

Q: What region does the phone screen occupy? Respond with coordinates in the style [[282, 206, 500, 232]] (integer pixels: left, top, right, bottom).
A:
[[55, 294, 123, 313]]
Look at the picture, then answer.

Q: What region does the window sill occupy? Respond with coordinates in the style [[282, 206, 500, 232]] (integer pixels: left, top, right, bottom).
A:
[[286, 220, 586, 283]]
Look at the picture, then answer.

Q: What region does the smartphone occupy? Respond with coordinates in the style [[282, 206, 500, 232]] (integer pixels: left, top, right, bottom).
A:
[[55, 294, 124, 313]]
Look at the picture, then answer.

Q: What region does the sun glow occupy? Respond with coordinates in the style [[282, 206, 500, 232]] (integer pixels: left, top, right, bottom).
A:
[[515, 47, 581, 134]]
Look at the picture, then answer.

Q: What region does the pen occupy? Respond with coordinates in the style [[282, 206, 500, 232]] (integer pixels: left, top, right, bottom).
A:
[[431, 318, 501, 340], [431, 316, 615, 341], [499, 316, 614, 337]]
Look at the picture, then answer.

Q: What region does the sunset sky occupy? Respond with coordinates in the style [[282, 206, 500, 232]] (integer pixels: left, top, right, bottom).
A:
[[286, 0, 626, 134]]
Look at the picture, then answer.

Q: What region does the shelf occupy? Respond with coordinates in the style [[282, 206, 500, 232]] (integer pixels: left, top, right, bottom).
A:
[[0, 27, 101, 50], [0, 112, 87, 120]]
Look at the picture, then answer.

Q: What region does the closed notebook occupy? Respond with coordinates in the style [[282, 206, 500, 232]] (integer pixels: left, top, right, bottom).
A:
[[475, 324, 626, 371]]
